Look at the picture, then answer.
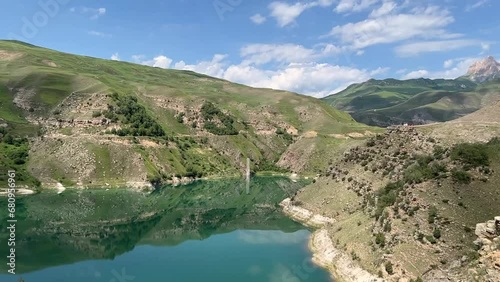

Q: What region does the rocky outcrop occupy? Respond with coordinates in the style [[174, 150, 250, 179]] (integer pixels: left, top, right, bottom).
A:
[[280, 198, 335, 227], [466, 56, 500, 83], [474, 217, 500, 281], [280, 198, 384, 282]]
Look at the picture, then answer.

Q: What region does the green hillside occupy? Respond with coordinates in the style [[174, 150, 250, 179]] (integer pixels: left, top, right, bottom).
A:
[[322, 77, 500, 127], [0, 40, 375, 189]]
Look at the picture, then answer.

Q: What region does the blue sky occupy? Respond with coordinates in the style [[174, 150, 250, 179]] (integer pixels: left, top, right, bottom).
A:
[[1, 0, 499, 97]]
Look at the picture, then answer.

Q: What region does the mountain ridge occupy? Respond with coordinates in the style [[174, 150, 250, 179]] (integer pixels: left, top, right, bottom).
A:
[[322, 56, 500, 127], [466, 56, 500, 83]]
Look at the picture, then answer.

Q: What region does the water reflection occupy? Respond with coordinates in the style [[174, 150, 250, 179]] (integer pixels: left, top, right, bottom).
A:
[[0, 177, 310, 274]]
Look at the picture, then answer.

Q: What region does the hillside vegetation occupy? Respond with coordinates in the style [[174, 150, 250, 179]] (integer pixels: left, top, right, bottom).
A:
[[0, 40, 375, 189], [322, 77, 500, 127], [291, 117, 500, 281]]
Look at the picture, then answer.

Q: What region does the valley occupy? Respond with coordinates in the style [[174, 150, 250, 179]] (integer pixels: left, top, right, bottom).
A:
[[0, 40, 374, 190], [322, 57, 500, 127], [1, 40, 500, 282]]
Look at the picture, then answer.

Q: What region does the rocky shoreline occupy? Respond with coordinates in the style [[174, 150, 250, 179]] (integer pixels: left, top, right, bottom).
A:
[[280, 198, 384, 282]]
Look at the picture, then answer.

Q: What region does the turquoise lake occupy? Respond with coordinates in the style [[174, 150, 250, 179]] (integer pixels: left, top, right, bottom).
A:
[[0, 177, 332, 282]]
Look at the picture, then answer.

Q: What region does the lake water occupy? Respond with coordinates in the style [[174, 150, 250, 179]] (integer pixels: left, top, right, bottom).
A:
[[0, 177, 332, 282]]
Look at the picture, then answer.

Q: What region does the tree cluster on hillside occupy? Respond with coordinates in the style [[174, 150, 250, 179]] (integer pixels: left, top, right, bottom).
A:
[[0, 127, 41, 187], [105, 93, 165, 137], [200, 102, 238, 135]]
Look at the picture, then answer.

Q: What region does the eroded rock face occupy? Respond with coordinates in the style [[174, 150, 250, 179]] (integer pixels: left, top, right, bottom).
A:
[[474, 217, 500, 281], [467, 56, 500, 83]]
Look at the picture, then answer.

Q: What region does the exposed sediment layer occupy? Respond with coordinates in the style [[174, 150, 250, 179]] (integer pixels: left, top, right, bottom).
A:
[[280, 198, 384, 282]]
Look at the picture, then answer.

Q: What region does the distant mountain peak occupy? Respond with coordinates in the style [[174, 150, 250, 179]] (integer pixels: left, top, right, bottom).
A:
[[466, 56, 500, 83]]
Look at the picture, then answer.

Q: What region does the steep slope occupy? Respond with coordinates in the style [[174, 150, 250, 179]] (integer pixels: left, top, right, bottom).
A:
[[322, 57, 500, 127], [289, 122, 500, 281], [0, 40, 375, 189]]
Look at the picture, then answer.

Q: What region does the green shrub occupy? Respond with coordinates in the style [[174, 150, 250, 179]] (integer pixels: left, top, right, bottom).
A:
[[451, 169, 472, 184], [375, 233, 386, 247], [375, 181, 403, 218], [256, 159, 287, 173], [176, 112, 185, 123], [426, 235, 437, 244], [417, 232, 424, 242], [451, 143, 489, 168], [433, 228, 441, 239], [105, 95, 165, 137], [276, 128, 294, 143], [92, 111, 102, 118], [433, 145, 446, 159], [366, 139, 376, 147], [384, 221, 392, 232], [428, 206, 438, 224], [201, 102, 238, 135], [0, 136, 40, 187], [403, 155, 446, 184]]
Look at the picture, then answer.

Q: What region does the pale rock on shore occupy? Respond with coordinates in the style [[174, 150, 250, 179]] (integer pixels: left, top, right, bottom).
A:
[[280, 198, 384, 282]]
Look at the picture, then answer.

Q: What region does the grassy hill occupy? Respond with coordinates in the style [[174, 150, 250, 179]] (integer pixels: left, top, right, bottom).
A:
[[0, 40, 375, 189], [322, 77, 500, 127]]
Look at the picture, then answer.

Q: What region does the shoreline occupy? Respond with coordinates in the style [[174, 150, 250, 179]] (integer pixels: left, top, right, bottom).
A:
[[280, 198, 384, 282], [0, 174, 310, 196]]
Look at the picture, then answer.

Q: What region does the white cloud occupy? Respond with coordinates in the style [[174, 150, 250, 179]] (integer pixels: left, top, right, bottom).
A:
[[402, 57, 480, 80], [465, 0, 490, 12], [268, 0, 334, 27], [335, 0, 380, 14], [370, 67, 390, 76], [93, 8, 107, 19], [481, 42, 491, 54], [70, 7, 107, 20], [174, 54, 228, 78], [139, 55, 174, 69], [443, 59, 454, 68], [127, 41, 383, 97], [223, 62, 372, 97], [111, 53, 120, 61], [369, 1, 397, 17], [402, 69, 430, 80], [131, 55, 146, 63], [395, 39, 479, 57], [88, 30, 112, 38], [125, 53, 376, 97], [268, 2, 313, 27], [239, 43, 342, 66], [250, 14, 267, 25], [327, 5, 456, 49]]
